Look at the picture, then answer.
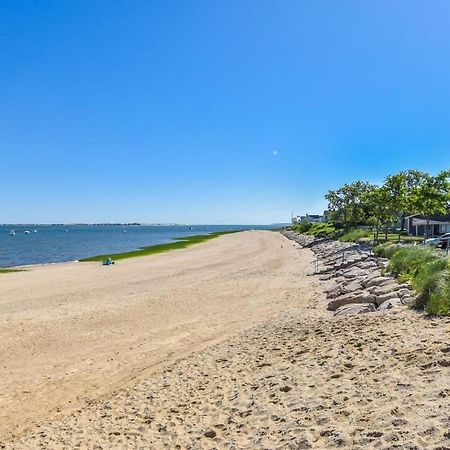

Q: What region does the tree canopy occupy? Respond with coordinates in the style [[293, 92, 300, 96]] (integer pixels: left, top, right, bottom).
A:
[[325, 169, 450, 232]]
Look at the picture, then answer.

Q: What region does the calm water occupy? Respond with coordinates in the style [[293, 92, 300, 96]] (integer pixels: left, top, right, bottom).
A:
[[0, 225, 274, 268]]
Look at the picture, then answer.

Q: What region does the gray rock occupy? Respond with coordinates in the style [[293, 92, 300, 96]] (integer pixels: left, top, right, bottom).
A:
[[397, 288, 412, 299], [369, 283, 399, 296], [327, 291, 377, 311], [326, 285, 345, 299], [364, 276, 392, 288], [360, 270, 383, 286], [334, 302, 377, 316], [342, 267, 369, 279], [342, 281, 363, 294], [324, 282, 339, 293], [401, 296, 417, 306], [375, 292, 399, 306], [378, 298, 402, 310]]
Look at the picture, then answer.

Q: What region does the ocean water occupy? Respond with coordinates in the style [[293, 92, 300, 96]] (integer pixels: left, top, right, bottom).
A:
[[0, 225, 274, 268]]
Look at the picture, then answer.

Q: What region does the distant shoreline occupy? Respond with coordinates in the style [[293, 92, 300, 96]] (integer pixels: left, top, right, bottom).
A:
[[0, 225, 278, 269], [0, 231, 242, 271]]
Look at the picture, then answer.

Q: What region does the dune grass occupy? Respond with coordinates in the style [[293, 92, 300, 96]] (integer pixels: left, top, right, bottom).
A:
[[337, 229, 372, 242], [373, 243, 450, 316], [79, 231, 240, 262], [306, 222, 336, 238]]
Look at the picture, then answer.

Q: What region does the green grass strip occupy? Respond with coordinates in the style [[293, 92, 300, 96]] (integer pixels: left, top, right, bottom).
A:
[[79, 231, 241, 262], [0, 268, 24, 274]]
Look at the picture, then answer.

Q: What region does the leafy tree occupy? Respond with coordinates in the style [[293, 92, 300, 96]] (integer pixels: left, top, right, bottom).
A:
[[364, 186, 397, 239], [324, 170, 450, 237], [325, 181, 376, 228], [382, 170, 428, 229]]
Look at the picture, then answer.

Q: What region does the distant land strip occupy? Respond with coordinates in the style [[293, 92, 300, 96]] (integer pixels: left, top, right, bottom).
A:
[[79, 231, 241, 262]]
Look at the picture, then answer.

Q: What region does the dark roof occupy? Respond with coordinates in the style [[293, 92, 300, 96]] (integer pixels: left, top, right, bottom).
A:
[[407, 214, 450, 222]]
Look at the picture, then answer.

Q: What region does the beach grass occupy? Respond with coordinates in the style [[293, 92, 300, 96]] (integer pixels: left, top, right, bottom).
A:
[[0, 268, 23, 274], [374, 243, 450, 316], [79, 231, 241, 262]]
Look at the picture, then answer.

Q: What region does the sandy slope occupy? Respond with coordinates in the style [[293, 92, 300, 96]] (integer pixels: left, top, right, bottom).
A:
[[0, 230, 321, 442]]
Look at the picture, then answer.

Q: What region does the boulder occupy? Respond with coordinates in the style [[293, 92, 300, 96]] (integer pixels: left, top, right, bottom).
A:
[[326, 285, 345, 299], [334, 303, 377, 316], [327, 291, 377, 311], [319, 274, 333, 281], [342, 267, 369, 279], [378, 298, 402, 310], [324, 282, 339, 293], [401, 296, 417, 306], [396, 288, 412, 299], [375, 292, 399, 306], [364, 276, 392, 288], [360, 270, 382, 286], [356, 260, 378, 270], [369, 283, 399, 297], [343, 281, 363, 293]]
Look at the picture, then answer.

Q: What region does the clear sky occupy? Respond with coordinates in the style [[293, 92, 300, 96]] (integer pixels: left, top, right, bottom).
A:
[[2, 1, 450, 224]]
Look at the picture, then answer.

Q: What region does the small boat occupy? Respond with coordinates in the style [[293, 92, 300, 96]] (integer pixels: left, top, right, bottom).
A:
[[33, 229, 38, 233], [9, 230, 15, 236], [65, 229, 69, 233], [123, 229, 127, 233], [24, 230, 31, 234]]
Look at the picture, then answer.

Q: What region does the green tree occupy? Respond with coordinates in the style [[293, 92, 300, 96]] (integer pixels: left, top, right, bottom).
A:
[[325, 181, 376, 228], [364, 186, 397, 239], [382, 170, 428, 230]]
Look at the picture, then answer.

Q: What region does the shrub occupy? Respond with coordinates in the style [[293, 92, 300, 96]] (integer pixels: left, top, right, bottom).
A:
[[338, 229, 372, 242], [292, 221, 312, 233], [427, 274, 450, 315], [373, 243, 400, 259], [376, 243, 450, 316], [388, 246, 439, 281], [306, 222, 336, 238]]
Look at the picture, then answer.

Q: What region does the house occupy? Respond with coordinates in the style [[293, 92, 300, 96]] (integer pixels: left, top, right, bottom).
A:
[[292, 211, 328, 224], [406, 214, 450, 237]]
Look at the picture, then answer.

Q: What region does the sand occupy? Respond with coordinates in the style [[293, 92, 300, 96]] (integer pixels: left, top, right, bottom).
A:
[[1, 231, 449, 449]]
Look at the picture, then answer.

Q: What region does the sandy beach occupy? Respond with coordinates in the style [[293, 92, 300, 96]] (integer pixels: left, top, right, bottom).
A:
[[1, 231, 449, 448]]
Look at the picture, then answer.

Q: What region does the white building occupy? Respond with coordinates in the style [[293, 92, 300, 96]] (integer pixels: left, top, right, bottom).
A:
[[292, 211, 329, 224]]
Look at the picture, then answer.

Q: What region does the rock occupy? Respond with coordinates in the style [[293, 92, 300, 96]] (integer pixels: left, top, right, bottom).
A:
[[334, 303, 376, 316], [327, 291, 377, 311], [279, 386, 292, 392], [319, 274, 333, 281], [324, 282, 339, 294], [375, 292, 399, 306], [356, 260, 378, 270], [369, 283, 399, 296], [396, 288, 412, 299], [378, 298, 402, 310], [401, 296, 416, 306], [327, 281, 362, 299], [204, 430, 217, 439], [343, 281, 363, 293], [326, 285, 344, 299], [364, 276, 392, 288], [342, 267, 369, 279]]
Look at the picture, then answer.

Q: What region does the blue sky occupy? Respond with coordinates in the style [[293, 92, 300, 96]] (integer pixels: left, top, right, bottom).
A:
[[1, 1, 450, 224]]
